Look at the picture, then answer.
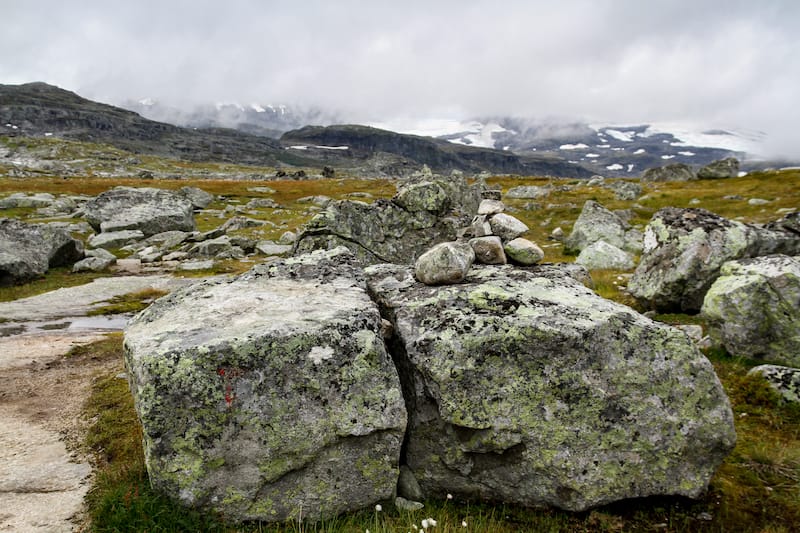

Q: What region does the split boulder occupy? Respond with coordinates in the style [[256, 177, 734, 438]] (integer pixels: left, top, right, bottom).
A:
[[83, 187, 196, 236]]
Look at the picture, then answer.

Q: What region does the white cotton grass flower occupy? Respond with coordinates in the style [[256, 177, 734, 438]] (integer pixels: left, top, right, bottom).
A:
[[421, 519, 429, 529], [375, 504, 382, 512], [447, 493, 453, 500], [462, 519, 468, 527]]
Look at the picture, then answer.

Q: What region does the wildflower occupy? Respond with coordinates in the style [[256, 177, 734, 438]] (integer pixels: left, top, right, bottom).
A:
[[462, 520, 468, 527], [421, 519, 429, 529], [447, 493, 453, 500], [375, 504, 382, 512], [429, 518, 438, 526]]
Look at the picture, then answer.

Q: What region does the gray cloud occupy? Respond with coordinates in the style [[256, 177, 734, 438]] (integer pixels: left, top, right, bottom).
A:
[[3, 0, 799, 157]]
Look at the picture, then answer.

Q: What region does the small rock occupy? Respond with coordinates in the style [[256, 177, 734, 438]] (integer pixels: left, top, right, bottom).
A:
[[505, 185, 551, 199], [477, 199, 505, 216], [179, 259, 215, 271], [256, 241, 293, 257], [278, 231, 297, 245], [748, 198, 769, 206], [470, 215, 493, 238], [115, 258, 142, 273], [72, 256, 115, 272], [576, 241, 635, 271], [395, 497, 424, 512], [747, 365, 800, 403], [414, 242, 475, 285], [504, 238, 544, 265], [469, 236, 507, 265], [88, 230, 145, 250], [489, 213, 529, 242], [550, 227, 565, 241], [587, 176, 605, 186]]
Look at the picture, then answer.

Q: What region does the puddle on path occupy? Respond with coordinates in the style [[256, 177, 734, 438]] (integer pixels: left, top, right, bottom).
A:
[[0, 314, 130, 338]]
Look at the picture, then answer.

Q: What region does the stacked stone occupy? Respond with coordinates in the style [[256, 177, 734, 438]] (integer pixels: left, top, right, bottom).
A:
[[414, 199, 545, 286]]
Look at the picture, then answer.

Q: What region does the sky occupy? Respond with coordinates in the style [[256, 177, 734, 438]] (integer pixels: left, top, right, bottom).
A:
[[3, 0, 800, 157]]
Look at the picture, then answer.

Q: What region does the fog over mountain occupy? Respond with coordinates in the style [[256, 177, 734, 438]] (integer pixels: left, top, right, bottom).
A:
[[3, 1, 799, 158]]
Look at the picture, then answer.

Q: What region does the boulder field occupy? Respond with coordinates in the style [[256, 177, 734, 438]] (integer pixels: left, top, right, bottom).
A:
[[124, 248, 737, 523]]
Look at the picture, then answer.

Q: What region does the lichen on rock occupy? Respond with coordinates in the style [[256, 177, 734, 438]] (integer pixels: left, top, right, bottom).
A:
[[123, 248, 407, 522]]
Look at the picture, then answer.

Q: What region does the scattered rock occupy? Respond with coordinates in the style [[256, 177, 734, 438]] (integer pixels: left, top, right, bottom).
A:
[[488, 213, 529, 242], [604, 180, 642, 201], [587, 175, 604, 186], [190, 235, 235, 257], [697, 158, 739, 179], [245, 198, 281, 210], [505, 185, 551, 199], [365, 263, 736, 512], [629, 208, 800, 312], [124, 248, 407, 522], [278, 231, 296, 245], [72, 255, 115, 272], [469, 215, 493, 238], [219, 216, 269, 233], [550, 227, 565, 242], [178, 259, 213, 271], [747, 365, 800, 404], [477, 199, 505, 216], [115, 258, 143, 274], [504, 238, 545, 265], [88, 229, 145, 250], [564, 200, 640, 254], [414, 242, 475, 285], [83, 187, 196, 236], [575, 240, 635, 270], [469, 236, 507, 265], [255, 241, 293, 257], [394, 182, 449, 214], [702, 255, 800, 366], [748, 198, 769, 206], [641, 163, 696, 182], [178, 186, 215, 209]]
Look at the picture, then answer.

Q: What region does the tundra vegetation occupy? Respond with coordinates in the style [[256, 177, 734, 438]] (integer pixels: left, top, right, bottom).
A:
[[1, 136, 799, 532]]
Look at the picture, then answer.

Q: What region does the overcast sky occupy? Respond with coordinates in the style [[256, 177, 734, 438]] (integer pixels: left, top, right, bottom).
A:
[[3, 1, 799, 157]]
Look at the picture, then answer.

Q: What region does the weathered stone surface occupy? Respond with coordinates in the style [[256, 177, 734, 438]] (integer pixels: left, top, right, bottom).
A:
[[604, 180, 642, 201], [701, 255, 800, 366], [415, 242, 475, 285], [83, 187, 196, 236], [504, 238, 545, 265], [393, 182, 449, 214], [641, 163, 696, 182], [89, 229, 145, 250], [219, 216, 267, 233], [179, 186, 215, 209], [0, 219, 49, 285], [124, 248, 407, 522], [564, 200, 640, 254], [576, 241, 635, 270], [469, 236, 507, 265], [255, 241, 293, 256], [398, 465, 423, 501], [477, 199, 505, 216], [469, 215, 492, 238], [629, 208, 800, 312], [0, 192, 55, 208], [505, 186, 551, 199], [72, 255, 115, 272], [748, 365, 800, 404], [697, 158, 739, 179], [245, 198, 281, 210], [489, 213, 529, 242], [294, 175, 482, 265], [39, 223, 85, 267], [365, 263, 735, 512], [190, 235, 235, 257]]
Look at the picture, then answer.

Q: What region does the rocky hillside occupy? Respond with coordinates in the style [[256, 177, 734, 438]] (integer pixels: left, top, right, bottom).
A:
[[282, 124, 593, 178], [1, 83, 593, 178]]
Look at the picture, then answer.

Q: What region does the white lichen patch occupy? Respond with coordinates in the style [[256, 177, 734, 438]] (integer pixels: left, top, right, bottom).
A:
[[308, 345, 334, 364]]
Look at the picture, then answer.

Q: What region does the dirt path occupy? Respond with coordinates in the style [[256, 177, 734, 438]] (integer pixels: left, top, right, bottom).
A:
[[0, 275, 196, 532]]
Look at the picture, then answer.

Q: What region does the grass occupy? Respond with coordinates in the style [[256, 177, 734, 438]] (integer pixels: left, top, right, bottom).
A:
[[87, 287, 170, 316]]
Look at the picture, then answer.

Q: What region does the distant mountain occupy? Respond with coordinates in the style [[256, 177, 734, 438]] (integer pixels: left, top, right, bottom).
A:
[[374, 117, 774, 177], [0, 82, 313, 167], [281, 125, 593, 178]]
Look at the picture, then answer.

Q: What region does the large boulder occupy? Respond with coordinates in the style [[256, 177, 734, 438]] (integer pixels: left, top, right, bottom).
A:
[[83, 187, 196, 236], [178, 186, 215, 209], [629, 208, 800, 312], [575, 240, 634, 270], [123, 248, 407, 523], [0, 218, 49, 285], [365, 263, 736, 512], [0, 219, 84, 285], [701, 255, 800, 366], [564, 200, 641, 254], [641, 163, 696, 182], [697, 158, 739, 179], [293, 175, 482, 265]]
